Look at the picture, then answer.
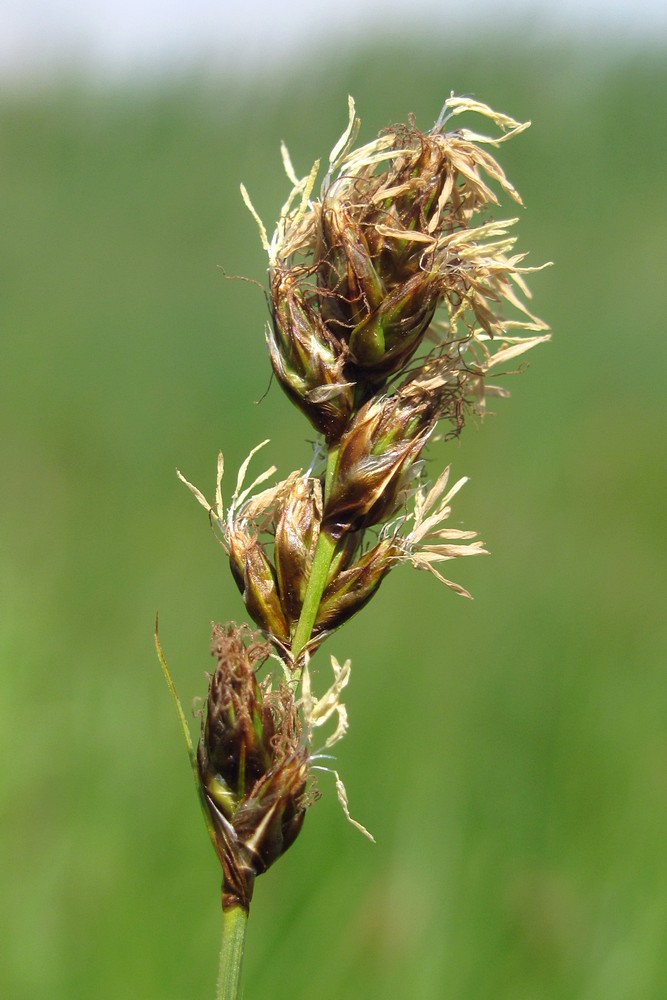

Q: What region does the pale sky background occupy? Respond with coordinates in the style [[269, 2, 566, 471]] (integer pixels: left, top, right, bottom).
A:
[[1, 0, 665, 83]]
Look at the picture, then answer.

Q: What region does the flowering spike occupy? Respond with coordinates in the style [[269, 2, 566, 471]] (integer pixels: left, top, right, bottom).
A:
[[168, 96, 548, 929], [197, 625, 310, 911]]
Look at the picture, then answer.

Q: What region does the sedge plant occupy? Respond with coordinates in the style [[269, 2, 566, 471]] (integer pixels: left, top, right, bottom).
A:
[[158, 95, 549, 999]]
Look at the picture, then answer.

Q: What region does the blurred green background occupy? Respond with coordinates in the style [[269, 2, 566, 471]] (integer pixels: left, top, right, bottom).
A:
[[1, 36, 666, 1000]]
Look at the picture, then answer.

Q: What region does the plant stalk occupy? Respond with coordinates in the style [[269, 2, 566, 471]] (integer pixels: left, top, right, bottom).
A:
[[291, 526, 337, 660], [216, 905, 248, 1000], [291, 446, 340, 660]]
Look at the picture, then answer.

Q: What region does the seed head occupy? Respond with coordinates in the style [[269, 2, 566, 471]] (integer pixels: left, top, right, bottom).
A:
[[246, 95, 549, 442], [197, 624, 310, 910], [168, 94, 548, 930]]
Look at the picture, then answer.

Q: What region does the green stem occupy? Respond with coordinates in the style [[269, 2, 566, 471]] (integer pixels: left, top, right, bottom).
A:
[[216, 906, 248, 1000], [323, 442, 339, 499], [291, 527, 337, 660], [291, 446, 340, 661]]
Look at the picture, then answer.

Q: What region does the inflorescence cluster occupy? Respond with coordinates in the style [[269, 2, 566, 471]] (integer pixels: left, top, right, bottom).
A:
[[175, 96, 549, 912]]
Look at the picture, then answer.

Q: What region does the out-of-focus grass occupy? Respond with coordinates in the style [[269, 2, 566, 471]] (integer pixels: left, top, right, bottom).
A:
[[1, 41, 666, 1000]]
